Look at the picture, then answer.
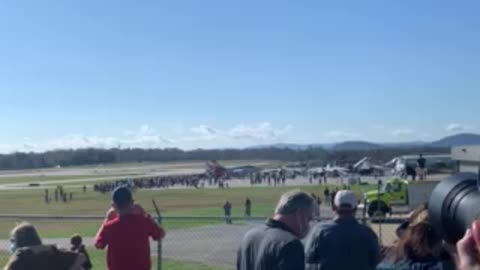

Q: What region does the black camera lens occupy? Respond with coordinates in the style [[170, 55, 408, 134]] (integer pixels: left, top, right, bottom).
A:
[[429, 173, 480, 244]]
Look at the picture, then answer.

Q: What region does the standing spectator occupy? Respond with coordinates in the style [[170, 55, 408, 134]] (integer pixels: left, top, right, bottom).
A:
[[305, 190, 380, 270], [83, 185, 87, 193], [324, 188, 330, 206], [245, 198, 252, 217], [376, 205, 455, 270], [237, 190, 315, 270], [54, 189, 58, 202], [417, 154, 427, 181], [44, 189, 49, 204], [316, 196, 322, 207], [70, 234, 92, 270], [224, 200, 232, 224], [95, 186, 165, 270], [313, 194, 321, 218], [4, 222, 85, 270], [58, 186, 64, 199], [330, 189, 337, 207], [406, 165, 416, 181]]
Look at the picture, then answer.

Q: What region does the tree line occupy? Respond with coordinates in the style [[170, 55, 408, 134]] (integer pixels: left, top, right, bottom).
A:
[[0, 146, 449, 171]]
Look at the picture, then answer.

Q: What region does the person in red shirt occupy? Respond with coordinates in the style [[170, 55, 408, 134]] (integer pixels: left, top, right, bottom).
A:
[[95, 186, 165, 270]]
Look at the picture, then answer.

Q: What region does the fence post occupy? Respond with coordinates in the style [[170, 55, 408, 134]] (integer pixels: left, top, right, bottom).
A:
[[377, 218, 383, 246], [152, 199, 162, 270], [157, 213, 162, 270], [362, 199, 367, 225]]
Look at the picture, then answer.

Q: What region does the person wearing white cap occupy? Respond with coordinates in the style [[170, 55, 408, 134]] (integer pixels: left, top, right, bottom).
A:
[[334, 190, 358, 210], [305, 190, 381, 270]]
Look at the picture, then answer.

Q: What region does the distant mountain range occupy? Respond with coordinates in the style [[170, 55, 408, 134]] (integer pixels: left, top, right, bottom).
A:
[[331, 141, 383, 151], [249, 133, 480, 151], [431, 133, 480, 147]]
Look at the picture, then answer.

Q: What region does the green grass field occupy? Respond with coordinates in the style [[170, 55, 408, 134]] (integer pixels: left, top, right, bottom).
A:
[[0, 177, 376, 270], [0, 183, 374, 238]]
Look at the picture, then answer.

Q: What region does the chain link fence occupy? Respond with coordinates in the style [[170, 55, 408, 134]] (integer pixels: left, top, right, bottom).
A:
[[0, 215, 404, 270], [158, 216, 405, 269]]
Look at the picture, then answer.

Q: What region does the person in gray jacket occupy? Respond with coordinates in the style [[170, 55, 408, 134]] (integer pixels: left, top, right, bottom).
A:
[[305, 190, 381, 270], [237, 190, 315, 270]]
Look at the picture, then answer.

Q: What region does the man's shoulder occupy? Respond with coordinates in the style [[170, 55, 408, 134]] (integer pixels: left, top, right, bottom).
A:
[[243, 224, 269, 238], [312, 219, 375, 233], [311, 220, 336, 232], [357, 222, 378, 236], [243, 223, 297, 243], [339, 219, 377, 234]]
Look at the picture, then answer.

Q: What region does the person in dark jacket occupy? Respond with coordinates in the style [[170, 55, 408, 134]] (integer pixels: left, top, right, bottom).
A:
[[4, 222, 85, 270], [70, 234, 92, 270], [237, 190, 315, 270], [245, 198, 252, 217], [224, 200, 232, 224], [406, 165, 416, 181], [305, 190, 380, 270]]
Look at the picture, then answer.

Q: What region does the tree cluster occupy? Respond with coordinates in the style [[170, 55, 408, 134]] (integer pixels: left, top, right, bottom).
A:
[[0, 146, 449, 171]]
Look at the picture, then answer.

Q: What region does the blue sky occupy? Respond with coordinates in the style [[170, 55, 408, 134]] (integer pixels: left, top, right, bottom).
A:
[[0, 1, 479, 152]]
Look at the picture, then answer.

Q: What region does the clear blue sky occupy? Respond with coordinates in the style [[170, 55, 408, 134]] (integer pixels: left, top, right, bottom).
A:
[[0, 0, 478, 151]]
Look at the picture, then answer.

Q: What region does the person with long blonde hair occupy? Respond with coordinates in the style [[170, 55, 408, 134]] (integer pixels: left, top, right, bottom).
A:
[[377, 205, 455, 270]]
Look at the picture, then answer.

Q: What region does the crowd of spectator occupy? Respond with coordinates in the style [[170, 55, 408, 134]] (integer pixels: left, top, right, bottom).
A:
[[93, 173, 209, 193], [93, 168, 300, 194], [44, 186, 75, 204], [249, 170, 297, 186]]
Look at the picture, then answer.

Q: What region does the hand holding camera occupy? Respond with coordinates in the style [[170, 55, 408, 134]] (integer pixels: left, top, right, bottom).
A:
[[457, 221, 480, 270], [105, 203, 146, 221]]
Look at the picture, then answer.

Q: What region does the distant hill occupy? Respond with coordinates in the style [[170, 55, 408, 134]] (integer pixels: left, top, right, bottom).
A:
[[248, 143, 329, 150], [332, 141, 382, 151], [431, 133, 480, 147], [383, 141, 428, 148], [247, 143, 310, 150], [248, 133, 480, 151]]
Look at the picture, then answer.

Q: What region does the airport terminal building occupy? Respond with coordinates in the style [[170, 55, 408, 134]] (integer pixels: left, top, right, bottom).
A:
[[452, 145, 480, 173]]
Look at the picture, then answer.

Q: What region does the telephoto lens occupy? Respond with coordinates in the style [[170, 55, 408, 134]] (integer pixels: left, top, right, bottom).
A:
[[429, 173, 480, 244]]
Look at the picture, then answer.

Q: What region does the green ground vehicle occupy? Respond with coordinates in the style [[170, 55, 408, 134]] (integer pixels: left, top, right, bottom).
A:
[[364, 178, 439, 217]]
